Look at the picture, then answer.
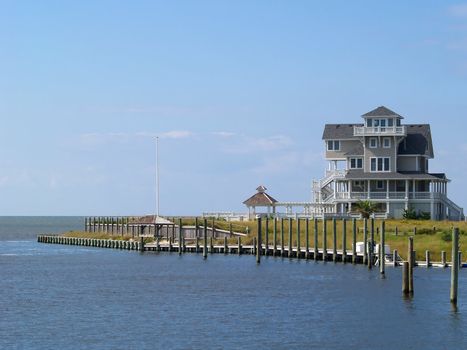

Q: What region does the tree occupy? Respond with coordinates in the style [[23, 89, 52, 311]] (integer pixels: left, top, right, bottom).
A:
[[353, 200, 377, 219]]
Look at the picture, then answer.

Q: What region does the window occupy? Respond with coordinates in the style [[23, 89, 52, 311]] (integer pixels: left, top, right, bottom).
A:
[[383, 138, 391, 148], [370, 157, 390, 172], [367, 118, 373, 127], [376, 181, 384, 190], [349, 158, 363, 169], [369, 137, 378, 148], [354, 181, 364, 187], [327, 140, 340, 151], [388, 118, 394, 127]]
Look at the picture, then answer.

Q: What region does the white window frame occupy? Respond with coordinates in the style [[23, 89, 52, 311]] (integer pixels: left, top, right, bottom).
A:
[[370, 157, 390, 172], [369, 137, 378, 148], [327, 140, 340, 151], [349, 158, 363, 169], [383, 137, 391, 148]]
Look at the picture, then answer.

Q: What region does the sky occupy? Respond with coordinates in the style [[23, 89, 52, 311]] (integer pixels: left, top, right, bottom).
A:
[[1, 0, 467, 216]]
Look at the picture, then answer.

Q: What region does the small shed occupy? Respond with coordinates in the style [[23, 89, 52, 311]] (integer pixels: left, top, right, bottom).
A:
[[243, 186, 278, 219]]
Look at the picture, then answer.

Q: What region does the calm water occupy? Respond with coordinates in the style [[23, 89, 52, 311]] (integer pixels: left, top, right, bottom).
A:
[[1, 217, 466, 350]]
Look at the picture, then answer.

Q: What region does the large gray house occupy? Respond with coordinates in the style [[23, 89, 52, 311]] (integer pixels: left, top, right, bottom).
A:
[[313, 106, 464, 220]]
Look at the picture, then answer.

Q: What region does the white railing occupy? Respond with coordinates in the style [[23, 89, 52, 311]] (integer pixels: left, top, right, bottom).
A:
[[354, 126, 406, 137], [334, 192, 445, 200], [324, 169, 347, 178]]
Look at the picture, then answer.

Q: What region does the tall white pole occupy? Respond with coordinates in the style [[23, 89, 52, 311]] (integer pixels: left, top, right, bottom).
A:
[[155, 136, 160, 219]]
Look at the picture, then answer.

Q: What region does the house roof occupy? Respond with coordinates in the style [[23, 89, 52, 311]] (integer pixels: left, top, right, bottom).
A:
[[345, 143, 364, 156], [322, 124, 362, 140], [345, 170, 447, 181], [362, 106, 404, 119], [398, 124, 433, 157], [243, 187, 278, 207]]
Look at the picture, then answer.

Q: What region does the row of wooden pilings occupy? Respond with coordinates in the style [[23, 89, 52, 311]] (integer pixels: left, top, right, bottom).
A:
[[37, 235, 144, 252], [254, 218, 462, 306]]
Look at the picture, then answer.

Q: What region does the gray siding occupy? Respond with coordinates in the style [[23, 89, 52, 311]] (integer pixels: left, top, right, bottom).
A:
[[325, 140, 361, 159], [364, 137, 397, 173]]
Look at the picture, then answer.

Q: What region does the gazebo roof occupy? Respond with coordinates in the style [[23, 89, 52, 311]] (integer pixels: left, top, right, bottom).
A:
[[243, 186, 278, 207], [131, 215, 174, 225]]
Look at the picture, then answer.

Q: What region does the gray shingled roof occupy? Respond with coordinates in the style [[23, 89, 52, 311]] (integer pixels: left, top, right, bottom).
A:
[[398, 124, 433, 157], [243, 192, 278, 207], [345, 143, 364, 156], [322, 124, 362, 139], [345, 170, 446, 181], [362, 106, 404, 118]]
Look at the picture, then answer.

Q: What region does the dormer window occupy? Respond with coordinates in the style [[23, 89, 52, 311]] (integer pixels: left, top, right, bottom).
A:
[[327, 140, 340, 151]]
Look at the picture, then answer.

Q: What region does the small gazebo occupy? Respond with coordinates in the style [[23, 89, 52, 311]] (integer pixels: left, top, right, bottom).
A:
[[243, 186, 278, 219]]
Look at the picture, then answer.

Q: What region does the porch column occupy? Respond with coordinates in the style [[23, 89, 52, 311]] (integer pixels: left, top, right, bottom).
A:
[[386, 180, 390, 199], [367, 180, 371, 199], [405, 179, 409, 210], [348, 180, 352, 200], [412, 180, 416, 198]]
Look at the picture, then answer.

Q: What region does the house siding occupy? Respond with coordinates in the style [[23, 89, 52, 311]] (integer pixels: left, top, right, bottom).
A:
[[325, 140, 361, 159]]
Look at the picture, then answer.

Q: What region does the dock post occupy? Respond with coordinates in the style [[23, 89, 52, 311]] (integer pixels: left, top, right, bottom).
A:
[[210, 237, 213, 254], [156, 235, 160, 251], [426, 250, 431, 268], [139, 236, 144, 252], [195, 237, 200, 253], [323, 218, 327, 261], [442, 251, 447, 268], [402, 261, 409, 295], [305, 218, 309, 259], [273, 218, 277, 256], [253, 237, 257, 255], [314, 218, 318, 261], [408, 237, 414, 294], [393, 249, 398, 267], [195, 217, 199, 240], [352, 219, 357, 264], [368, 218, 374, 269], [265, 217, 269, 256], [332, 218, 337, 262], [224, 236, 228, 254], [84, 217, 88, 232], [169, 237, 173, 251], [395, 226, 398, 236], [363, 218, 368, 265], [281, 218, 285, 257], [203, 218, 208, 259], [238, 236, 242, 255], [296, 218, 301, 259], [257, 217, 262, 264], [380, 221, 385, 275], [288, 218, 292, 258], [342, 219, 347, 263], [178, 218, 183, 255], [451, 228, 460, 305]]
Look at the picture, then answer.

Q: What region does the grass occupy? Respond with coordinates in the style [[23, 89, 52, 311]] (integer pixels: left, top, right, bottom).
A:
[[61, 218, 466, 262]]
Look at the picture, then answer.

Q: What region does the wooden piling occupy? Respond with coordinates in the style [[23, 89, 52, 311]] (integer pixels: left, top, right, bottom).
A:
[[426, 250, 431, 268], [393, 249, 398, 267], [323, 218, 327, 261], [408, 236, 414, 294], [273, 218, 277, 256], [314, 218, 319, 261], [332, 218, 337, 262], [257, 217, 262, 264], [209, 237, 213, 254], [253, 237, 257, 255], [342, 219, 347, 263], [395, 226, 398, 236], [224, 237, 228, 254], [352, 219, 357, 264], [288, 218, 292, 258], [442, 251, 447, 268], [203, 218, 208, 259], [305, 218, 309, 259], [178, 219, 183, 255], [368, 218, 374, 269], [402, 261, 409, 295], [363, 219, 368, 265], [139, 236, 144, 252], [280, 218, 285, 257], [380, 221, 385, 275], [265, 217, 269, 256], [451, 228, 459, 305], [238, 236, 242, 255], [296, 218, 301, 259]]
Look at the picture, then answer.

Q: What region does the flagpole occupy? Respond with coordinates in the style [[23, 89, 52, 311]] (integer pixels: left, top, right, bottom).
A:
[[155, 136, 160, 219]]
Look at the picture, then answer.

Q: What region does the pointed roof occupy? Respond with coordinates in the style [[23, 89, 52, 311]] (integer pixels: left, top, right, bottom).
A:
[[243, 186, 278, 207], [362, 106, 404, 119]]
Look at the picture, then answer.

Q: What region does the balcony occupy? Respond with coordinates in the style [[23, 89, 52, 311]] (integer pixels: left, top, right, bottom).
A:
[[353, 126, 406, 137], [334, 192, 445, 201]]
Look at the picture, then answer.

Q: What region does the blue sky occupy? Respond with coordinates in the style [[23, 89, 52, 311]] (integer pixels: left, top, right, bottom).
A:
[[1, 0, 467, 215]]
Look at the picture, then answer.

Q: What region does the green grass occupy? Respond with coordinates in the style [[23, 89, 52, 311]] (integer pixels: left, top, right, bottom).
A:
[[61, 218, 466, 262]]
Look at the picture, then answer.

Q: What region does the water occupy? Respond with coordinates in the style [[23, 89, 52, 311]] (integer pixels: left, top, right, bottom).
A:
[[1, 217, 466, 349]]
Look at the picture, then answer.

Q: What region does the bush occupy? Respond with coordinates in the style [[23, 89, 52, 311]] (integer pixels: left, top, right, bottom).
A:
[[416, 228, 436, 235], [419, 212, 431, 220], [403, 208, 418, 220], [441, 230, 452, 242]]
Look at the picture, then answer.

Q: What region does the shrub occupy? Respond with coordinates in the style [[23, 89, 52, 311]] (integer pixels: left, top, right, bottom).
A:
[[441, 230, 452, 242]]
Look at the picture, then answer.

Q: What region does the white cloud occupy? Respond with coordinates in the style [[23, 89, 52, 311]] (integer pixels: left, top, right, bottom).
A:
[[160, 130, 194, 139], [211, 131, 236, 138], [449, 4, 467, 17]]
